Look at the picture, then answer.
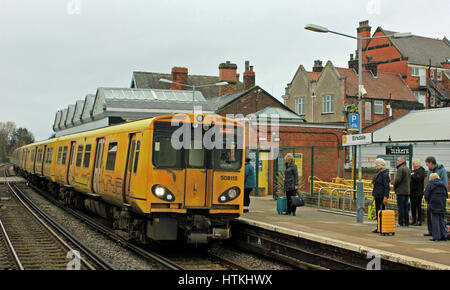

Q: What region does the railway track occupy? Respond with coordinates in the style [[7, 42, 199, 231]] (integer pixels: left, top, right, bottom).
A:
[[20, 180, 253, 270], [1, 165, 114, 270]]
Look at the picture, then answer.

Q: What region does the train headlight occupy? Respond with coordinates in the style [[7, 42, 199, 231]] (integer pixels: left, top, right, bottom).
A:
[[154, 186, 165, 197], [151, 185, 175, 202], [228, 188, 237, 199], [218, 187, 241, 203]]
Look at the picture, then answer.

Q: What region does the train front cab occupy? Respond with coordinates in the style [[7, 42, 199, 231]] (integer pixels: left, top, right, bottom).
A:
[[148, 114, 245, 244]]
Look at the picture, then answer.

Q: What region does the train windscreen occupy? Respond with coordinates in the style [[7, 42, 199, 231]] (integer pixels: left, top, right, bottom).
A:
[[153, 118, 243, 171]]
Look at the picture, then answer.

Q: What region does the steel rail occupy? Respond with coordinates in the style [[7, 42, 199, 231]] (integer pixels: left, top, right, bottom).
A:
[[4, 168, 114, 270], [0, 219, 24, 270], [25, 182, 183, 270]]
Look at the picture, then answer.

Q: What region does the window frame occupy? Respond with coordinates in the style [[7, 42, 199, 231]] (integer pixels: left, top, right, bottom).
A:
[[294, 97, 305, 116], [374, 100, 384, 115], [83, 144, 92, 169], [61, 146, 68, 165], [321, 94, 335, 114], [105, 142, 118, 171], [75, 145, 84, 168]]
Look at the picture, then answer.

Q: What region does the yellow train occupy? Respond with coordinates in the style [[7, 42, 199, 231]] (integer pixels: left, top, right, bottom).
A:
[[12, 113, 245, 244]]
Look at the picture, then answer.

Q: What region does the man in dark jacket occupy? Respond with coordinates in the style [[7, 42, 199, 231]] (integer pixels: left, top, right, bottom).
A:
[[424, 173, 448, 241], [410, 159, 425, 226], [394, 157, 411, 227]]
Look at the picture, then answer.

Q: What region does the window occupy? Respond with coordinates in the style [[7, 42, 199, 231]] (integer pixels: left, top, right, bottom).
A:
[[75, 145, 83, 168], [430, 70, 435, 79], [365, 101, 372, 121], [437, 71, 442, 81], [153, 138, 183, 168], [83, 144, 91, 168], [57, 147, 62, 165], [133, 140, 140, 174], [105, 142, 118, 171], [414, 91, 426, 107], [61, 146, 68, 165], [411, 67, 419, 77], [294, 97, 305, 115], [374, 100, 383, 114], [322, 95, 334, 114]]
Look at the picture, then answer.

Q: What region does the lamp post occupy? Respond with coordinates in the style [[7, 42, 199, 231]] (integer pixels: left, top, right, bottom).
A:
[[304, 24, 411, 223], [159, 79, 229, 113]]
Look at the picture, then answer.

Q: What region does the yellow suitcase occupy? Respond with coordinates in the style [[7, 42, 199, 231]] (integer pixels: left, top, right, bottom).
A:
[[377, 210, 395, 236]]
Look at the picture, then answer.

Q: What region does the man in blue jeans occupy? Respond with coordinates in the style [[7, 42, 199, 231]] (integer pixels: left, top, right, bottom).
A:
[[394, 157, 411, 227]]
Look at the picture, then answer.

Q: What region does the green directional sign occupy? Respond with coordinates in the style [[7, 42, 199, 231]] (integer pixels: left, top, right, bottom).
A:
[[386, 145, 410, 155]]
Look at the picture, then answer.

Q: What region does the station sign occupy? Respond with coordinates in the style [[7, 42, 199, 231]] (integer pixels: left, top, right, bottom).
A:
[[342, 133, 372, 147], [386, 145, 410, 155], [348, 113, 359, 130]]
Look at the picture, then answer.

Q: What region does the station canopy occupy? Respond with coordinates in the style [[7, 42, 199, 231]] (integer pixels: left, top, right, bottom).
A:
[[373, 107, 450, 143]]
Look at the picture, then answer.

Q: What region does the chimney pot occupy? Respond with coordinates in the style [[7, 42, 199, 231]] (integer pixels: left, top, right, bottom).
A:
[[243, 62, 256, 90], [312, 60, 323, 72], [219, 61, 238, 96], [171, 66, 188, 90]]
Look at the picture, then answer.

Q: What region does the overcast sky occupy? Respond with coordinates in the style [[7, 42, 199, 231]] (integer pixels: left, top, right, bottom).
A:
[[1, 0, 449, 141]]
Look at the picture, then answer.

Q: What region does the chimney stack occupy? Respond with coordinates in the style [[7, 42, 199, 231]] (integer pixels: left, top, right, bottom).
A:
[[348, 53, 359, 73], [171, 66, 188, 90], [365, 56, 378, 77], [243, 60, 255, 90], [219, 61, 238, 96], [357, 20, 371, 49], [312, 60, 323, 72]]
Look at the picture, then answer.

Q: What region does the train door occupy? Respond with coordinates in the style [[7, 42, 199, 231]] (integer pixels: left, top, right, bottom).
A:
[[92, 138, 105, 193], [123, 132, 142, 204], [67, 141, 76, 185], [184, 139, 208, 208], [41, 145, 47, 176]]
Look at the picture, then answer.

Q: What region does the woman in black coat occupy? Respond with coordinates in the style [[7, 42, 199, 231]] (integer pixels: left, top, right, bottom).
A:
[[371, 158, 390, 233], [424, 173, 448, 241], [283, 153, 299, 216]]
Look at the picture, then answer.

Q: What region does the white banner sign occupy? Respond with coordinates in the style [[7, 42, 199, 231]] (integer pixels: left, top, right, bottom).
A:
[[342, 133, 372, 146]]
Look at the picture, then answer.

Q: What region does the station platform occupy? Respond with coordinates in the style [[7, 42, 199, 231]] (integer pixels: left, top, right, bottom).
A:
[[239, 195, 450, 270]]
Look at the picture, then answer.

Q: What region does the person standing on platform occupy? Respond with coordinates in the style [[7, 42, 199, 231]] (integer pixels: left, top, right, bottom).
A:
[[371, 158, 390, 233], [424, 156, 448, 237], [410, 159, 425, 226], [424, 173, 448, 241], [244, 157, 255, 213], [393, 157, 411, 227], [283, 153, 299, 216]]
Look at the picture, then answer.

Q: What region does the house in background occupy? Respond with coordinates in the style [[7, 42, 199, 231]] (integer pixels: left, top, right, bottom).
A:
[[283, 60, 423, 133], [353, 20, 450, 108]]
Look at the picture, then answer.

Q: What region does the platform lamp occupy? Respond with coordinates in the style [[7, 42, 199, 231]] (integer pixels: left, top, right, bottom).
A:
[[159, 79, 229, 114], [304, 24, 412, 223]]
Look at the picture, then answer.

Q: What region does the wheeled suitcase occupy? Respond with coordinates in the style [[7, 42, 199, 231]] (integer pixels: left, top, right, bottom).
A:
[[377, 210, 395, 236], [277, 196, 287, 214]]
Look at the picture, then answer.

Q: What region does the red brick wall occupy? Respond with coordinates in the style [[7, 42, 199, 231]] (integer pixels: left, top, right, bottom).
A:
[[251, 125, 346, 193], [218, 90, 286, 116]]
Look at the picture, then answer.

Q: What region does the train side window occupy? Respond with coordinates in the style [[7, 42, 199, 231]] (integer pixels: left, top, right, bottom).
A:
[[61, 146, 68, 165], [133, 140, 140, 174], [57, 147, 62, 165], [76, 145, 84, 168], [83, 144, 92, 168], [105, 142, 118, 171]]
